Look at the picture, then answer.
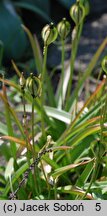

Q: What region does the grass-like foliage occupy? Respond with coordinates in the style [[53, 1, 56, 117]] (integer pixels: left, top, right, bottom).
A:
[[0, 0, 107, 200]]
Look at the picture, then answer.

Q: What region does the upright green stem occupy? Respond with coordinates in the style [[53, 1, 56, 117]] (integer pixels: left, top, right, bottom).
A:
[[22, 91, 31, 167], [32, 99, 35, 154], [54, 181, 57, 200], [31, 98, 40, 196], [22, 91, 26, 116], [65, 22, 83, 110], [61, 39, 65, 109], [41, 46, 48, 138]]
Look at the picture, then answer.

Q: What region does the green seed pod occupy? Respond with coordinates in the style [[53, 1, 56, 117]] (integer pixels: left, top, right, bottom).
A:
[[42, 22, 58, 46], [79, 0, 90, 16], [57, 18, 71, 40], [26, 73, 41, 98], [19, 72, 26, 90], [102, 56, 107, 74], [70, 1, 85, 25]]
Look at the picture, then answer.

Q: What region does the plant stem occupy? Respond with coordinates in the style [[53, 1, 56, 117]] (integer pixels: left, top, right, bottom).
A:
[[41, 46, 48, 138], [61, 39, 65, 109], [32, 99, 35, 155], [31, 97, 40, 196], [22, 91, 31, 167], [54, 181, 57, 200], [65, 22, 83, 110]]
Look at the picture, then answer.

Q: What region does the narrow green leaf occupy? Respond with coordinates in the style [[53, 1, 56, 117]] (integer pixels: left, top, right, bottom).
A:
[[0, 135, 27, 148], [59, 117, 100, 146], [69, 78, 105, 128], [3, 86, 17, 159], [84, 181, 107, 190], [0, 122, 7, 135], [76, 160, 94, 187], [52, 160, 92, 179], [55, 135, 96, 165], [0, 91, 25, 138], [45, 106, 71, 124], [11, 60, 21, 77], [0, 78, 20, 91], [58, 125, 100, 147], [22, 24, 42, 74], [57, 185, 93, 199]]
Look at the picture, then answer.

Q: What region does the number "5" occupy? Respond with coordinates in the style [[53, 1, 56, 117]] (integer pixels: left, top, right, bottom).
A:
[[95, 203, 101, 211]]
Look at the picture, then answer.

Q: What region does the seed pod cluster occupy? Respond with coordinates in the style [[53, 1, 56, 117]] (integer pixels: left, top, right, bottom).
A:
[[57, 18, 70, 40], [42, 22, 58, 47]]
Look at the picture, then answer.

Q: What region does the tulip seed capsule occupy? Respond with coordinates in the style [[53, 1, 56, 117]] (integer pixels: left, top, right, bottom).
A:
[[26, 73, 41, 98], [57, 18, 71, 40], [42, 22, 58, 54], [42, 22, 58, 46], [102, 56, 107, 75], [70, 1, 85, 25]]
